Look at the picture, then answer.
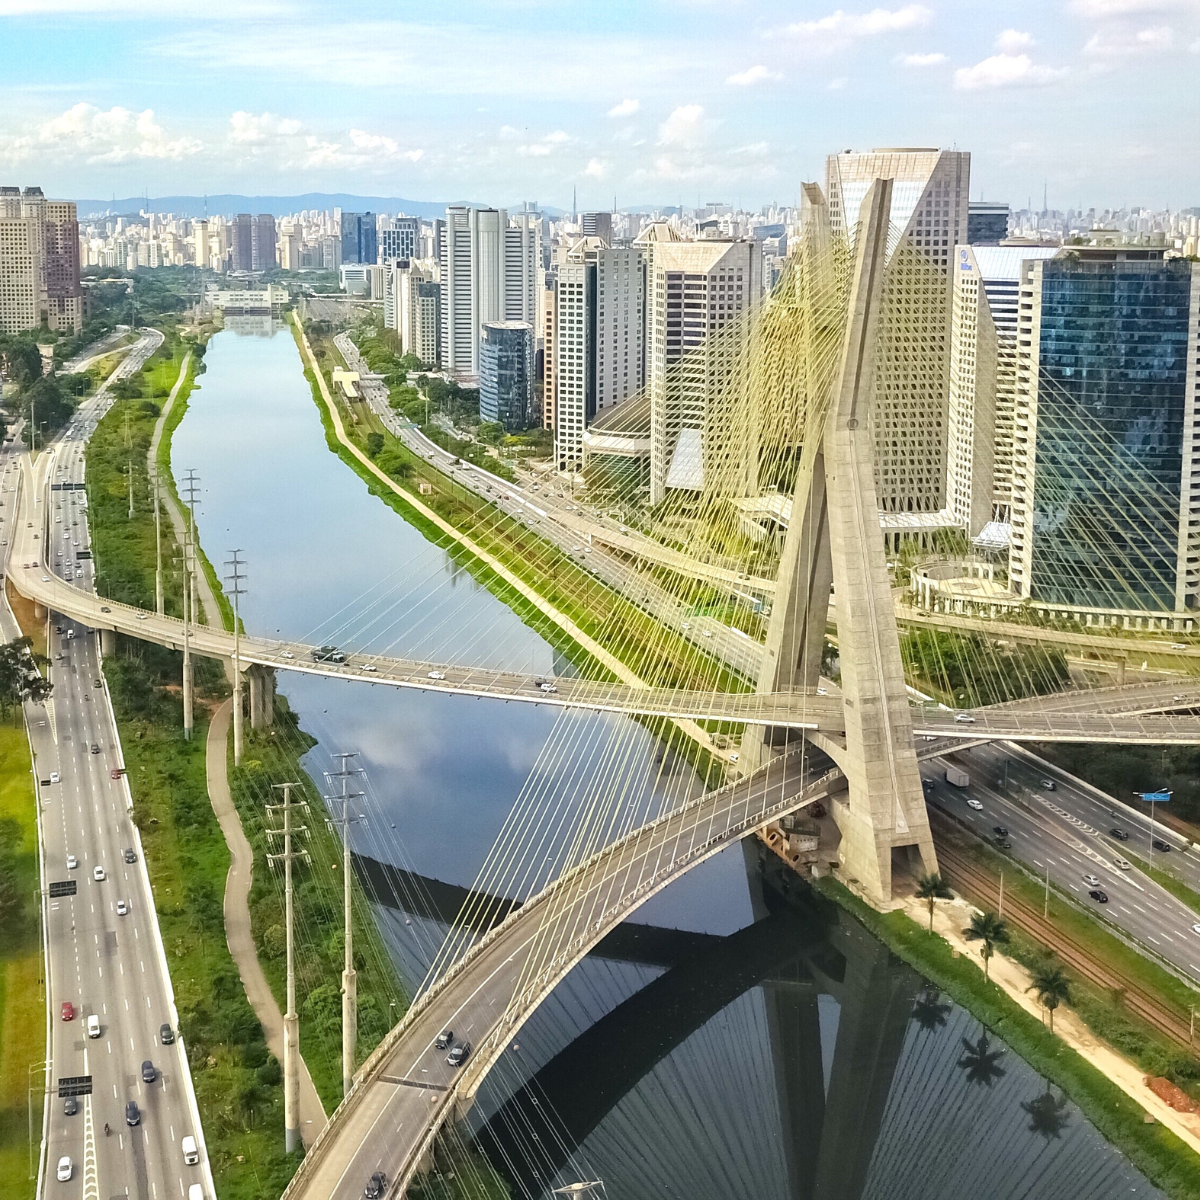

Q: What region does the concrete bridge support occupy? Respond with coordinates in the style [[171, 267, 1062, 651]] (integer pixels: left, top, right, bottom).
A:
[[248, 664, 276, 730], [748, 177, 936, 904], [98, 628, 116, 657]]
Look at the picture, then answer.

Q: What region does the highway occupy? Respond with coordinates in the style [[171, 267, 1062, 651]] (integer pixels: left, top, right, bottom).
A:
[[281, 750, 839, 1200], [922, 746, 1200, 988], [5, 330, 213, 1199]]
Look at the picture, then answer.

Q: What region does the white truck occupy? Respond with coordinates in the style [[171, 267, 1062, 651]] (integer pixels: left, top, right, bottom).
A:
[[944, 765, 970, 789]]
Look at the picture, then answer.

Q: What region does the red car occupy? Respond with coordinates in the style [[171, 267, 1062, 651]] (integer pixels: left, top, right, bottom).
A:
[[109, 769, 125, 780], [60, 1001, 75, 1022]]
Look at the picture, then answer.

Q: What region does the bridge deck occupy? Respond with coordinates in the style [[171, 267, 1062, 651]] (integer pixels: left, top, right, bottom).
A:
[[281, 750, 839, 1200]]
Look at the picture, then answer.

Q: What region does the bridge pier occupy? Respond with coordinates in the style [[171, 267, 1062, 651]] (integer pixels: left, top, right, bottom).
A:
[[98, 628, 115, 657], [248, 664, 276, 729], [33, 602, 46, 620]]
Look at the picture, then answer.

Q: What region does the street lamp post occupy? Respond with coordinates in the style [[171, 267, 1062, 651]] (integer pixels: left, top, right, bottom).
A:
[[225, 550, 246, 765]]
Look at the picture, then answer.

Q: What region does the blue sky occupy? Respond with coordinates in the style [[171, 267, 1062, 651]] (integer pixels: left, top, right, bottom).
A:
[[2, 0, 1197, 210]]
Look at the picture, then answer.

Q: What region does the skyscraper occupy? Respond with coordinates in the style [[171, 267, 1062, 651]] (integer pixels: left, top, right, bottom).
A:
[[0, 185, 81, 334], [1009, 249, 1200, 615], [580, 211, 613, 245], [826, 148, 970, 516], [641, 224, 762, 503], [340, 212, 377, 265], [380, 217, 419, 262], [967, 201, 1010, 245], [439, 206, 541, 381], [480, 321, 534, 430], [946, 244, 1061, 536], [232, 214, 254, 272], [253, 213, 276, 271]]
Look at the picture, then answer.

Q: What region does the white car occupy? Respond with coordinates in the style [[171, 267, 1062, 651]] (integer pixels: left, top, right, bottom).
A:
[[428, 671, 446, 680], [66, 854, 77, 870], [1114, 858, 1132, 870], [1192, 924, 1200, 936], [57, 1156, 72, 1182], [1083, 873, 1101, 887], [954, 713, 976, 724], [92, 865, 105, 881], [116, 899, 128, 916], [966, 798, 983, 811], [281, 651, 294, 660], [363, 664, 377, 672], [49, 771, 59, 784]]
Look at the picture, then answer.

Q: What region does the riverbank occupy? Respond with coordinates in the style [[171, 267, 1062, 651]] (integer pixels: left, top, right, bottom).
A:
[[0, 714, 43, 1200], [819, 876, 1200, 1198]]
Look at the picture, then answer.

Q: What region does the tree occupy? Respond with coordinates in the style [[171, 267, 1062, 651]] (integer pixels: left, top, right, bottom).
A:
[[1022, 1087, 1070, 1139], [915, 872, 953, 931], [0, 636, 52, 718], [366, 432, 384, 458], [964, 910, 1008, 980], [911, 987, 951, 1034], [1027, 961, 1071, 1032], [957, 1031, 1005, 1087]]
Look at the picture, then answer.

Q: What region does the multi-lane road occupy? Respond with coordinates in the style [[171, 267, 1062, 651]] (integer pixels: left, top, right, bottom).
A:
[[925, 742, 1200, 987], [3, 331, 212, 1199]]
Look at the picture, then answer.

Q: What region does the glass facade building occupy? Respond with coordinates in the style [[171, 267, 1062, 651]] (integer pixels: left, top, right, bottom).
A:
[[480, 321, 534, 431], [1016, 254, 1196, 612]]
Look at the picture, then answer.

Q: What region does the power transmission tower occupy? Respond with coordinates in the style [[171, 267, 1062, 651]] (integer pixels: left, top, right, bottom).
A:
[[225, 550, 247, 765], [180, 470, 201, 739], [325, 753, 366, 1097], [266, 782, 309, 1154], [181, 469, 201, 625]]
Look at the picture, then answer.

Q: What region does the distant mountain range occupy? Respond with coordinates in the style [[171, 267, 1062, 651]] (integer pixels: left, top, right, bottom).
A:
[[75, 192, 567, 220]]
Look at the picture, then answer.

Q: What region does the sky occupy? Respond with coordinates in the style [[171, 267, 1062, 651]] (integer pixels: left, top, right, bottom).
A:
[[2, 0, 1198, 212]]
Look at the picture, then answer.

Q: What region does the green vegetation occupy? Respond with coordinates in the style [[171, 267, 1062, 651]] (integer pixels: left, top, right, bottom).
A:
[[819, 876, 1200, 1199], [964, 909, 1009, 980], [0, 716, 43, 1200], [915, 871, 952, 931], [0, 639, 51, 719], [227, 710, 405, 1113], [901, 627, 1071, 706], [88, 362, 309, 1198]]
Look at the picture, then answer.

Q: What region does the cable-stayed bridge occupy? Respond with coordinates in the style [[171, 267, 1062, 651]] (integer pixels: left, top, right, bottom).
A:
[[16, 175, 1200, 1197]]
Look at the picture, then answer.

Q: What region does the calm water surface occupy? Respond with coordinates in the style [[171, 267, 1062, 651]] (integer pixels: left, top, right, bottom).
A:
[[171, 321, 1162, 1200]]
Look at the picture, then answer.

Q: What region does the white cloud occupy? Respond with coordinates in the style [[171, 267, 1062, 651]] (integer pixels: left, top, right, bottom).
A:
[[2, 102, 203, 163], [995, 29, 1035, 52], [785, 5, 932, 43], [1084, 23, 1174, 54], [229, 110, 301, 144], [584, 157, 607, 178], [227, 110, 422, 168], [897, 50, 946, 65], [607, 98, 640, 117], [954, 53, 1067, 89], [725, 64, 782, 85], [517, 130, 571, 157], [1071, 0, 1185, 15], [658, 103, 705, 146]]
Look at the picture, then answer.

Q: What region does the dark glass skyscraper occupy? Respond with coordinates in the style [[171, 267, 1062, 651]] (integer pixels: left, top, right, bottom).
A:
[[480, 321, 533, 431], [340, 212, 377, 264], [1012, 251, 1198, 613]]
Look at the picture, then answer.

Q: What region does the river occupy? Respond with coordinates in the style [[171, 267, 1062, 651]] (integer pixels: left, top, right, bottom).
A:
[[170, 318, 1163, 1199]]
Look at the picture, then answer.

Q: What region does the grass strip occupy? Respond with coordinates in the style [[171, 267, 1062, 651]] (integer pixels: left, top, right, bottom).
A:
[[0, 716, 44, 1200], [818, 876, 1200, 1199]]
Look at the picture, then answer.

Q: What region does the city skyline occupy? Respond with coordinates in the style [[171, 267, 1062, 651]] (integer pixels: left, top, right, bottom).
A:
[[3, 0, 1200, 209]]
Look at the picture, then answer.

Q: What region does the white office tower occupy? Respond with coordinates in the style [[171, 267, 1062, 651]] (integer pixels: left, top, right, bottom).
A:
[[549, 239, 646, 473], [641, 223, 762, 505], [440, 206, 542, 381], [0, 191, 40, 333], [946, 245, 1061, 542], [387, 259, 441, 365], [194, 219, 211, 271], [826, 148, 970, 517]]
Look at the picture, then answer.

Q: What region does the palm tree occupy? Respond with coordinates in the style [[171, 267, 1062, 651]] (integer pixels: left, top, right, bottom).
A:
[[915, 872, 953, 931], [1022, 1087, 1070, 1139], [957, 1031, 1006, 1087], [911, 987, 951, 1033], [964, 910, 1009, 980], [1027, 961, 1072, 1032]]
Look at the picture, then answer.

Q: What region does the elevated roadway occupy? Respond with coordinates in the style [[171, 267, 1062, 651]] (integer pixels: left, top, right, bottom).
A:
[[280, 749, 841, 1200]]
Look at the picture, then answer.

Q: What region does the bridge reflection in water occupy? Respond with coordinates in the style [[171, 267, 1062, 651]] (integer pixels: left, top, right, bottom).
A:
[[356, 850, 1161, 1200]]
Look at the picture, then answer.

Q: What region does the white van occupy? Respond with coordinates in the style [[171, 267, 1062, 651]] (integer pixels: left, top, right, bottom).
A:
[[188, 1185, 204, 1200], [181, 1135, 199, 1165], [86, 1014, 100, 1038]]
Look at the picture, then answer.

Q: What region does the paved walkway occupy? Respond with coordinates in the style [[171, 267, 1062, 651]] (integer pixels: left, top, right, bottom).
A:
[[206, 699, 329, 1146]]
